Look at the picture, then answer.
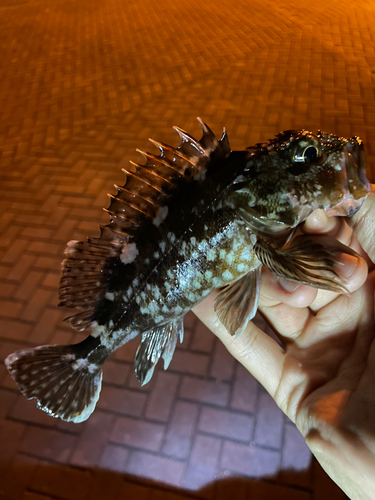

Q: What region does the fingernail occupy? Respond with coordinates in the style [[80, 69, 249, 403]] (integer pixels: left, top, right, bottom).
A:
[[335, 254, 359, 279], [278, 278, 301, 293]]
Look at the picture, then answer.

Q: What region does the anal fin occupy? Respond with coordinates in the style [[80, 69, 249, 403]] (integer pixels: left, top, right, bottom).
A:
[[135, 318, 184, 385], [214, 267, 262, 336]]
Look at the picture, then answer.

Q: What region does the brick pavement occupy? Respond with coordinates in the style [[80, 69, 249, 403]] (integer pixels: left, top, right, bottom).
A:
[[1, 0, 375, 498]]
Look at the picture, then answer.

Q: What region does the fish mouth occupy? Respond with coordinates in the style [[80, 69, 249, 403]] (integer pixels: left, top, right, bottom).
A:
[[326, 139, 371, 217]]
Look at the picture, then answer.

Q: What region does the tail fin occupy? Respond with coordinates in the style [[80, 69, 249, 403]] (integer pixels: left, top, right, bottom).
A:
[[5, 345, 102, 423]]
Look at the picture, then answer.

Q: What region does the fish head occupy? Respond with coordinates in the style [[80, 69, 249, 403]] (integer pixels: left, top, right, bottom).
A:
[[227, 129, 371, 235]]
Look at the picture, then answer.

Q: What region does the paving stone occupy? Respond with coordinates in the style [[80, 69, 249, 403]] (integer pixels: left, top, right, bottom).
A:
[[220, 441, 280, 478], [198, 406, 254, 442], [126, 451, 185, 487], [162, 401, 199, 459], [145, 371, 180, 422], [183, 435, 222, 491], [110, 416, 165, 452], [254, 391, 284, 449], [20, 427, 77, 463], [179, 376, 230, 407]]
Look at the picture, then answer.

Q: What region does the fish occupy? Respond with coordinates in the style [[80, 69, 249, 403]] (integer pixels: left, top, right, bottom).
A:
[[5, 119, 371, 423]]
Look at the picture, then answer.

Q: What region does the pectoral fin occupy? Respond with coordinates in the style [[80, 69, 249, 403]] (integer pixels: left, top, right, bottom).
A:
[[254, 235, 359, 294], [135, 318, 184, 385], [214, 267, 262, 336]]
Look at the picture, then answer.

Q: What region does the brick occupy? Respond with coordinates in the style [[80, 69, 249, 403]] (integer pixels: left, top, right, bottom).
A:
[[21, 427, 77, 463], [145, 371, 179, 422], [0, 319, 32, 341], [179, 376, 230, 406], [198, 406, 254, 442], [0, 388, 17, 420], [31, 462, 92, 500], [98, 386, 146, 417], [220, 441, 280, 478], [230, 364, 259, 413], [254, 391, 284, 448], [28, 308, 63, 344], [20, 288, 52, 322], [110, 416, 165, 451], [14, 270, 45, 300], [99, 443, 130, 472], [70, 412, 114, 467], [162, 401, 198, 459], [126, 451, 185, 487], [6, 255, 36, 281], [10, 394, 59, 427], [183, 435, 221, 490], [169, 350, 208, 376], [103, 359, 130, 386], [209, 339, 235, 381], [0, 299, 23, 318]]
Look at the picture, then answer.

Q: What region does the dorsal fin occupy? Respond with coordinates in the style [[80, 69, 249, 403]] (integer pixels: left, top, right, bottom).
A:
[[59, 119, 231, 331]]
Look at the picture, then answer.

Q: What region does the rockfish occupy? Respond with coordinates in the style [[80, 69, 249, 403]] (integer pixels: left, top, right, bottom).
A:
[[5, 119, 371, 422]]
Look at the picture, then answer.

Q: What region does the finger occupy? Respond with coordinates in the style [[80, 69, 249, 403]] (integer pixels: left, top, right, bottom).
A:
[[349, 186, 375, 264], [193, 291, 285, 397]]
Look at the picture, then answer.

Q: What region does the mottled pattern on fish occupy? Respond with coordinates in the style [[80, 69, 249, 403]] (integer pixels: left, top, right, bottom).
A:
[[5, 120, 371, 423]]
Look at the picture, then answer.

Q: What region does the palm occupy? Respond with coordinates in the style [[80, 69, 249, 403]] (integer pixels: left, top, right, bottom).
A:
[[272, 272, 375, 437]]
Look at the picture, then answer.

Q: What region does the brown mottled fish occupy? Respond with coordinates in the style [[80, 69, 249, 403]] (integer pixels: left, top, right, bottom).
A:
[[5, 119, 371, 422]]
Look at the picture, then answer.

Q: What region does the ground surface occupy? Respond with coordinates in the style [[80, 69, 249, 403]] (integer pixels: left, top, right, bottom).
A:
[[1, 0, 375, 498]]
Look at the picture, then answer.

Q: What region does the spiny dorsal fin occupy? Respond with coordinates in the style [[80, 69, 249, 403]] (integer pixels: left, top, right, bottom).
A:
[[59, 119, 230, 331]]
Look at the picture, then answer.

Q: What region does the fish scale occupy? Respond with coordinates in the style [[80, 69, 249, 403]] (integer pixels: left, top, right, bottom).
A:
[[5, 119, 371, 423]]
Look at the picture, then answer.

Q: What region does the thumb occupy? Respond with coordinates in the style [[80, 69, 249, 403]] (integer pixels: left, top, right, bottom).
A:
[[349, 185, 375, 263]]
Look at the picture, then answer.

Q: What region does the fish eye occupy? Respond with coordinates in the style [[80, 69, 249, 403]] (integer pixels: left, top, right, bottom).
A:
[[292, 140, 322, 164]]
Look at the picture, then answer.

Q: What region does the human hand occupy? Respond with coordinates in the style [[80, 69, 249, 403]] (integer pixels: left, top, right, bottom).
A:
[[193, 186, 375, 500]]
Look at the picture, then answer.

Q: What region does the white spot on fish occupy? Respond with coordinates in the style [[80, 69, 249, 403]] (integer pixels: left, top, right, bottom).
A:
[[164, 281, 171, 292], [220, 249, 226, 259], [145, 258, 150, 264], [205, 270, 213, 279], [167, 232, 176, 243], [140, 292, 146, 299], [136, 296, 141, 305], [155, 315, 164, 323], [108, 320, 114, 328], [140, 306, 148, 314], [92, 324, 107, 338], [146, 284, 151, 291], [153, 286, 160, 299], [226, 252, 235, 265], [120, 243, 139, 264], [222, 270, 233, 281], [334, 164, 342, 171], [187, 292, 196, 301], [127, 287, 133, 298], [240, 247, 252, 261], [207, 249, 216, 261], [105, 292, 114, 301], [174, 305, 183, 314], [237, 263, 246, 272], [153, 206, 168, 226], [133, 279, 139, 287], [190, 236, 196, 245], [213, 277, 222, 287], [167, 270, 174, 279], [192, 280, 202, 289], [154, 252, 160, 259], [162, 305, 169, 313], [159, 241, 166, 253]]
